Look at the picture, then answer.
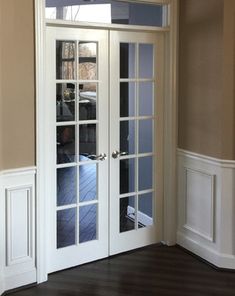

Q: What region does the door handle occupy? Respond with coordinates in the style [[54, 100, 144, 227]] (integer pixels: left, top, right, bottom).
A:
[[112, 150, 128, 159], [94, 153, 107, 161]]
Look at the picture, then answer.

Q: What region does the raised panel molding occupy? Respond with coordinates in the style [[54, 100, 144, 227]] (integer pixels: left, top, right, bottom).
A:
[[183, 168, 215, 242], [6, 186, 33, 266], [0, 167, 36, 295], [177, 149, 235, 269]]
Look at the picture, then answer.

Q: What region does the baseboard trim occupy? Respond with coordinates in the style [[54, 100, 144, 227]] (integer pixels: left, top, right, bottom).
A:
[[177, 232, 235, 269], [4, 269, 37, 293]]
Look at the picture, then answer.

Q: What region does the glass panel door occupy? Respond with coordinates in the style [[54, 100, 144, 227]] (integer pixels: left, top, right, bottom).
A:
[[110, 31, 164, 255], [46, 27, 109, 273]]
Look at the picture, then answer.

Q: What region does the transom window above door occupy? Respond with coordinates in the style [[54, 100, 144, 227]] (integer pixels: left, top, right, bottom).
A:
[[45, 0, 166, 27]]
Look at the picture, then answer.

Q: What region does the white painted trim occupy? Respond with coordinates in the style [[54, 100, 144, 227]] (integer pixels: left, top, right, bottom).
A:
[[0, 168, 36, 295], [0, 167, 36, 176], [177, 232, 235, 269], [177, 149, 235, 269], [183, 168, 215, 243], [35, 0, 48, 285], [178, 148, 235, 168], [162, 0, 178, 246], [46, 19, 170, 32]]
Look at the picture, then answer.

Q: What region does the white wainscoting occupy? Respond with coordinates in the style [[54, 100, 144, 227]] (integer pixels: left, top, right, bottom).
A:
[[0, 167, 36, 295], [177, 149, 235, 269]]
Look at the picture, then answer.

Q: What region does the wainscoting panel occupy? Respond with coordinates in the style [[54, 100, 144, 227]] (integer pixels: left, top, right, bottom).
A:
[[0, 168, 36, 295], [177, 149, 235, 269], [184, 168, 215, 242]]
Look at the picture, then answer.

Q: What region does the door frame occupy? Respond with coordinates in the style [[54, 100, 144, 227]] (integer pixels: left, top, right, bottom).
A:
[[35, 0, 179, 284]]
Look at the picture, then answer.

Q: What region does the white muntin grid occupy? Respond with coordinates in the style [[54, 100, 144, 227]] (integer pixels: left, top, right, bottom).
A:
[[118, 42, 155, 231], [55, 39, 100, 247]]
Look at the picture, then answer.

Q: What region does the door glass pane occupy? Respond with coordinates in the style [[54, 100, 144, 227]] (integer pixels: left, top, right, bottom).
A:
[[120, 196, 135, 233], [56, 41, 76, 80], [57, 208, 76, 248], [139, 119, 153, 153], [138, 193, 153, 228], [139, 82, 153, 116], [56, 83, 75, 122], [120, 43, 135, 78], [138, 156, 153, 191], [57, 125, 76, 164], [120, 120, 135, 155], [79, 164, 97, 202], [46, 1, 164, 27], [139, 44, 153, 78], [120, 82, 135, 117], [120, 159, 135, 194], [57, 167, 77, 206], [79, 83, 97, 120], [79, 42, 97, 80], [79, 204, 97, 243], [79, 124, 96, 160]]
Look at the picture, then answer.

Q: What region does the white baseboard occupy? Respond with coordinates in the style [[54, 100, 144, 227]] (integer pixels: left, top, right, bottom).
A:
[[177, 231, 235, 269], [0, 167, 36, 295], [177, 149, 235, 269], [5, 269, 36, 292]]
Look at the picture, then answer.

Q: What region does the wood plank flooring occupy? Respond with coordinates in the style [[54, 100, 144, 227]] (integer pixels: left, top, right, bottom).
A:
[[8, 244, 235, 296]]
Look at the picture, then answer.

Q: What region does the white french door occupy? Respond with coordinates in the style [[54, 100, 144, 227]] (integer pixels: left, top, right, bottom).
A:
[[45, 27, 109, 273], [45, 26, 164, 273], [109, 31, 164, 254]]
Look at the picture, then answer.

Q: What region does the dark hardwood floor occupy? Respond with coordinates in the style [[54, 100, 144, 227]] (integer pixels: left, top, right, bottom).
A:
[[8, 244, 235, 296]]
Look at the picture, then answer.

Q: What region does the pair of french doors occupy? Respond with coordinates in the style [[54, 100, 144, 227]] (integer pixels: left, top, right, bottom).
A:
[[45, 26, 164, 273]]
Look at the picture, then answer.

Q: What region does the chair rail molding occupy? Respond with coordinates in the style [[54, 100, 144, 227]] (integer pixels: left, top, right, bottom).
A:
[[177, 148, 235, 269], [0, 167, 36, 295]]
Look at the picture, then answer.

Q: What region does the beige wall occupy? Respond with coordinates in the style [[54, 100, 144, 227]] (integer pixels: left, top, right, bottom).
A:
[[0, 0, 234, 170], [0, 0, 35, 170], [221, 0, 235, 159], [178, 0, 224, 158]]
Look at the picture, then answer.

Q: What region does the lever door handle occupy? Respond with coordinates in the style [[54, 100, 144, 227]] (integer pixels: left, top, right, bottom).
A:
[[95, 153, 107, 161], [112, 150, 128, 159]]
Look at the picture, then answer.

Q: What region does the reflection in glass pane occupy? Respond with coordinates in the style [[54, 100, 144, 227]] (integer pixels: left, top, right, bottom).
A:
[[79, 42, 97, 80], [120, 159, 135, 194], [120, 43, 135, 79], [79, 83, 97, 120], [139, 44, 153, 78], [56, 41, 75, 80], [120, 196, 135, 233], [56, 83, 75, 122], [139, 82, 153, 116], [57, 167, 77, 206], [120, 121, 135, 155], [139, 119, 153, 153], [138, 193, 153, 228], [79, 164, 97, 202], [120, 82, 135, 117], [57, 208, 76, 248], [57, 125, 76, 164], [79, 204, 97, 243], [46, 1, 163, 27], [138, 156, 153, 191], [79, 124, 96, 159]]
